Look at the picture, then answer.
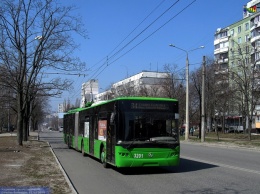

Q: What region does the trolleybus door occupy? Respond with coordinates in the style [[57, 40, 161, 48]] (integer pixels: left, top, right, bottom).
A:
[[107, 112, 116, 164], [74, 112, 79, 150], [106, 121, 112, 163], [110, 124, 116, 164], [89, 116, 95, 155]]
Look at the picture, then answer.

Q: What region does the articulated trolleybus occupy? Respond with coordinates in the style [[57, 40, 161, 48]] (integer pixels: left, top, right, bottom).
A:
[[63, 97, 180, 168]]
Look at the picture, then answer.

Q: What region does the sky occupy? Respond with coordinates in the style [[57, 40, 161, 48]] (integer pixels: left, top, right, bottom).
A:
[[50, 0, 248, 111]]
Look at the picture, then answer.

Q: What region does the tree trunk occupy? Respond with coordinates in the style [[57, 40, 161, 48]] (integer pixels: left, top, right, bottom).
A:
[[248, 119, 252, 141], [222, 115, 225, 133], [17, 92, 23, 146], [23, 119, 28, 141], [23, 101, 30, 141]]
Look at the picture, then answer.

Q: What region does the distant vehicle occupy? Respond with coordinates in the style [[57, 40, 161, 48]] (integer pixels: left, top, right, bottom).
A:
[[63, 96, 180, 168], [59, 126, 63, 132], [227, 126, 243, 133]]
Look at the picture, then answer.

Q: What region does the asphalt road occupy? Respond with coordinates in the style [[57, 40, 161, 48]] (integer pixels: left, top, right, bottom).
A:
[[40, 130, 260, 194]]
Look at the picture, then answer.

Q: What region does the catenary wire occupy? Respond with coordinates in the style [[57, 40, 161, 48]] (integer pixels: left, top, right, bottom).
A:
[[67, 0, 197, 103]]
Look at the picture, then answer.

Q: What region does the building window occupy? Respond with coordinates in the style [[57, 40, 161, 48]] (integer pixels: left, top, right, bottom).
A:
[[231, 39, 235, 47], [231, 61, 234, 68], [214, 44, 220, 50], [256, 40, 260, 47], [245, 57, 250, 65], [256, 52, 260, 60], [245, 34, 250, 42], [214, 31, 228, 40], [238, 37, 242, 44], [238, 26, 241, 33], [246, 46, 250, 54], [245, 23, 249, 31], [230, 29, 234, 36]]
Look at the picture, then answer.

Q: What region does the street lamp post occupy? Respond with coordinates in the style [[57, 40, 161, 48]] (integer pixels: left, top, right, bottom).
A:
[[169, 44, 204, 141]]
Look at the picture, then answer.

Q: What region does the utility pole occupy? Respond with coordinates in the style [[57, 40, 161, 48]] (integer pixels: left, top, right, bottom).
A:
[[201, 56, 206, 142], [169, 44, 204, 141]]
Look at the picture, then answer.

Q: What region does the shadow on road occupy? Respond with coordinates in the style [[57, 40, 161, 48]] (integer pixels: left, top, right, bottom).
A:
[[169, 158, 218, 173], [117, 158, 217, 175]]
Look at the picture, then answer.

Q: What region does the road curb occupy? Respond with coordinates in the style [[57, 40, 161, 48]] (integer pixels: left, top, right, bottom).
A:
[[47, 142, 78, 194], [180, 140, 260, 152]]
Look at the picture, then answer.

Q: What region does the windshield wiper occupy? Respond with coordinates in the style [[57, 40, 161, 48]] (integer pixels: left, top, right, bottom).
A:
[[150, 136, 177, 142], [126, 137, 148, 149]]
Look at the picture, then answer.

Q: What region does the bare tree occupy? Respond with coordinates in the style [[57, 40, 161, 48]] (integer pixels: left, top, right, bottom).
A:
[[161, 64, 185, 127], [228, 40, 260, 140], [0, 0, 87, 145], [189, 56, 219, 136], [205, 60, 218, 132], [31, 95, 48, 132]]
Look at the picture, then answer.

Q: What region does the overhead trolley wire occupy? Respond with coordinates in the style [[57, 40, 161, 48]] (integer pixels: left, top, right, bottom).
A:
[[106, 0, 197, 66], [106, 0, 167, 60], [106, 0, 180, 64], [86, 0, 182, 84], [87, 0, 167, 72], [70, 0, 197, 100]]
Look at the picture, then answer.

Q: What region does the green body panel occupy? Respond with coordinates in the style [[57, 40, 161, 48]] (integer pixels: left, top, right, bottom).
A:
[[63, 133, 66, 143], [76, 137, 105, 159], [82, 137, 90, 154], [78, 136, 83, 150], [114, 146, 180, 167], [72, 136, 75, 149], [94, 139, 105, 159]]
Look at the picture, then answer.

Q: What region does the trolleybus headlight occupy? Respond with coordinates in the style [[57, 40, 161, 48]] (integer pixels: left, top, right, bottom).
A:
[[170, 151, 179, 157], [119, 152, 129, 157]]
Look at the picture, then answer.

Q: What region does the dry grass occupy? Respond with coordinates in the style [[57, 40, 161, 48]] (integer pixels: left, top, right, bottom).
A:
[[183, 131, 260, 149], [0, 136, 73, 194]]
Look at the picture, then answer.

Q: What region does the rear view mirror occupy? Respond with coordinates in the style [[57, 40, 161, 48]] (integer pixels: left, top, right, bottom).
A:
[[110, 112, 116, 123]]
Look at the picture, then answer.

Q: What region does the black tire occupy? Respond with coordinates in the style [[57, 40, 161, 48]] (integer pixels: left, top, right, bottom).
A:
[[81, 141, 85, 156], [100, 147, 108, 168], [67, 137, 71, 149]]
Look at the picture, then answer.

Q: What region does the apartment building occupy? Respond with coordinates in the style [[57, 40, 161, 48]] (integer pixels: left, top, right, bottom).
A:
[[81, 79, 99, 107], [95, 71, 170, 102], [214, 0, 260, 131]]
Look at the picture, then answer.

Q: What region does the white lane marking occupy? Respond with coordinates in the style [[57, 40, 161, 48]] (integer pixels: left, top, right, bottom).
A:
[[182, 155, 260, 175]]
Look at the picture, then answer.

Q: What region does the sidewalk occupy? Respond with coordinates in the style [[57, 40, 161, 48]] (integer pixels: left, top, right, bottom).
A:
[[0, 131, 39, 137], [0, 131, 75, 193]]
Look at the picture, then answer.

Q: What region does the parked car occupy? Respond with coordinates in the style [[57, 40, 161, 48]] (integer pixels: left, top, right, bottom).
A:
[[59, 126, 63, 132], [227, 126, 243, 133]]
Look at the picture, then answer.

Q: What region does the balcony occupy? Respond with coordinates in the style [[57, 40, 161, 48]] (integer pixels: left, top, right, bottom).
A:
[[250, 13, 260, 31], [250, 33, 260, 43], [217, 58, 229, 64], [214, 47, 229, 55], [214, 36, 229, 45], [215, 69, 229, 75]]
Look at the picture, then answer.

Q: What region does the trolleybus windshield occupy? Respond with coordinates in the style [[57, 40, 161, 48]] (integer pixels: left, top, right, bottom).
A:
[[117, 100, 179, 148]]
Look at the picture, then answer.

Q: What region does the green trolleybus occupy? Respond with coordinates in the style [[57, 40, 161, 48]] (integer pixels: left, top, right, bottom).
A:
[[63, 97, 180, 168]]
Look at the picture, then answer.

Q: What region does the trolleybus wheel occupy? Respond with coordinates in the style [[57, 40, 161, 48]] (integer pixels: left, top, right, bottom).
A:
[[81, 141, 85, 156], [100, 147, 108, 168], [67, 137, 71, 149]]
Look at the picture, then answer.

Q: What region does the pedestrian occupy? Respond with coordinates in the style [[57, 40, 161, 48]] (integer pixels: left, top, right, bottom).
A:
[[181, 128, 184, 136], [190, 127, 194, 136]]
